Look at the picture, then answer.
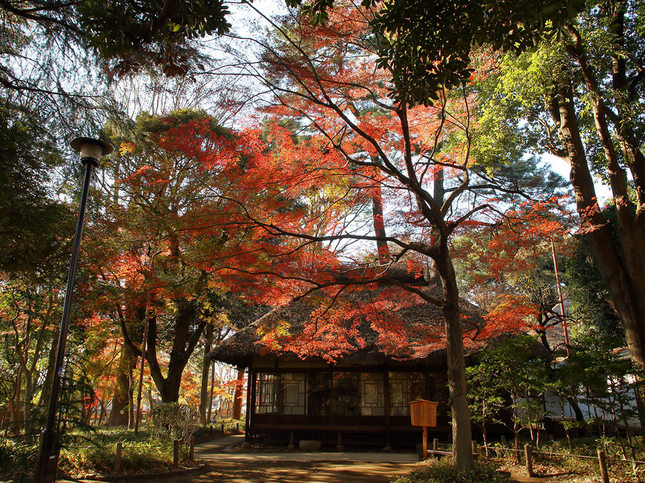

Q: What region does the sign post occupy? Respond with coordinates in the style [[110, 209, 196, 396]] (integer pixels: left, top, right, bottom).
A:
[[409, 399, 438, 459]]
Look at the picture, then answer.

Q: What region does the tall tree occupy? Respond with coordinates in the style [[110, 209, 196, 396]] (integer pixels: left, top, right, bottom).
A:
[[336, 0, 645, 392], [219, 2, 539, 468], [470, 0, 645, 380], [310, 0, 645, 403], [86, 109, 314, 404]]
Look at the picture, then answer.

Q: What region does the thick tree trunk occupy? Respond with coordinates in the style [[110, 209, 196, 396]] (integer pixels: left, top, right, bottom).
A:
[[435, 247, 473, 470], [146, 300, 206, 403], [160, 365, 184, 403], [109, 343, 136, 425]]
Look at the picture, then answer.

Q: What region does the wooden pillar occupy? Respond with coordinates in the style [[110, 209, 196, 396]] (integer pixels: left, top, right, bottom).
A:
[[288, 431, 296, 450], [173, 439, 180, 467], [422, 427, 428, 460], [598, 449, 609, 483], [329, 366, 335, 426], [244, 368, 252, 437], [383, 369, 392, 451], [248, 369, 257, 442], [524, 444, 534, 477], [207, 361, 215, 423], [114, 442, 122, 474]]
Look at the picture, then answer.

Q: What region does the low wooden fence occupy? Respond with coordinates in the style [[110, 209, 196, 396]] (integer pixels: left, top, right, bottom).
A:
[[427, 438, 643, 483]]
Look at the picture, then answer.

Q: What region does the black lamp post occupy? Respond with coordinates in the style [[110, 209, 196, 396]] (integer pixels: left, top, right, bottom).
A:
[[35, 137, 112, 483]]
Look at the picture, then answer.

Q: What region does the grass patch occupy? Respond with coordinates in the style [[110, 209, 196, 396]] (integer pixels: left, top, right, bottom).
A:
[[479, 436, 645, 482], [60, 427, 190, 478], [392, 459, 510, 483], [0, 426, 193, 480]]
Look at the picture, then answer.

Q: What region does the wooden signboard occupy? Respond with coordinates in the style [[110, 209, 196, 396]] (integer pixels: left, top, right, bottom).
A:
[[409, 399, 438, 427], [409, 399, 438, 459]]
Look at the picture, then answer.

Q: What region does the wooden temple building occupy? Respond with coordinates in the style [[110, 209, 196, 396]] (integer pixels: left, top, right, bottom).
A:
[[208, 272, 485, 449]]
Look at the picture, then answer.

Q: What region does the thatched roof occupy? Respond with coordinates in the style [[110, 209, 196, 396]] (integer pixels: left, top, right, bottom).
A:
[[208, 280, 487, 368]]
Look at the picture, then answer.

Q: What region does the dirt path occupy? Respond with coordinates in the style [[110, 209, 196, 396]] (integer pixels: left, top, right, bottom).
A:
[[145, 460, 418, 482], [126, 436, 593, 483]]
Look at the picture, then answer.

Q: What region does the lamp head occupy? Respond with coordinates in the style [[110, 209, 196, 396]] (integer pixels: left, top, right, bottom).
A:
[[70, 137, 113, 165]]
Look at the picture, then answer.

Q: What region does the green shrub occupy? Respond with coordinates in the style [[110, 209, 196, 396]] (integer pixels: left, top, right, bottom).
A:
[[151, 402, 198, 440], [59, 435, 187, 476], [392, 459, 510, 483], [0, 427, 193, 480], [0, 438, 38, 479]]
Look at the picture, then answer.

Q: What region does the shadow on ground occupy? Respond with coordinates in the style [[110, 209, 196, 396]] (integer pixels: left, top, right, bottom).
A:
[[147, 460, 416, 482]]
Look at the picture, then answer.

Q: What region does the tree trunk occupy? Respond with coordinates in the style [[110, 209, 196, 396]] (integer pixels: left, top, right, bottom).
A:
[[435, 247, 473, 470], [109, 343, 136, 426], [159, 362, 186, 403], [23, 373, 33, 438], [10, 366, 22, 431], [199, 325, 213, 425], [371, 184, 390, 261], [370, 156, 390, 262], [146, 300, 207, 403], [38, 325, 59, 409], [98, 400, 106, 425], [232, 370, 245, 420]]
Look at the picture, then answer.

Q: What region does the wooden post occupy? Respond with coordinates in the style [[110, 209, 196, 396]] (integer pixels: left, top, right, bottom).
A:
[[207, 362, 215, 423], [422, 427, 428, 460], [336, 432, 344, 451], [221, 422, 225, 433], [173, 439, 180, 467], [598, 449, 609, 483], [189, 436, 195, 462], [114, 442, 122, 474], [383, 369, 392, 451], [245, 370, 254, 441], [524, 444, 534, 477], [288, 431, 296, 450], [433, 438, 438, 451]]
